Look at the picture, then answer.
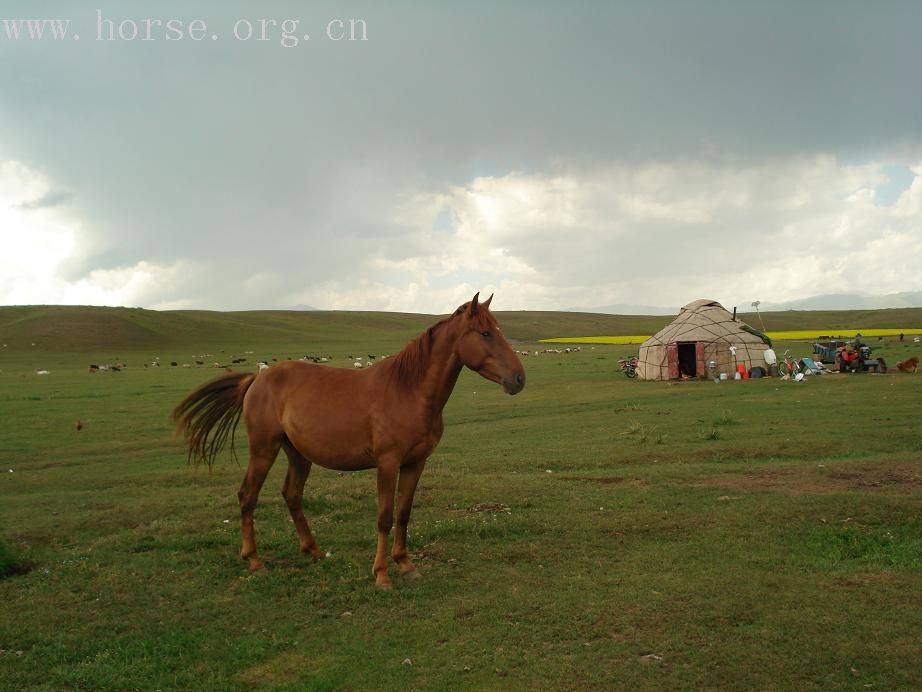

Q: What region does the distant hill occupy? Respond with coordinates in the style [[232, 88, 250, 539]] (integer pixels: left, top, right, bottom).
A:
[[564, 303, 678, 316], [577, 292, 922, 314], [1, 304, 920, 354], [758, 291, 922, 311]]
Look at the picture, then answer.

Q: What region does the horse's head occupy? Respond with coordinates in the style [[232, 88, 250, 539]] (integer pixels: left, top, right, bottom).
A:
[[454, 293, 526, 395]]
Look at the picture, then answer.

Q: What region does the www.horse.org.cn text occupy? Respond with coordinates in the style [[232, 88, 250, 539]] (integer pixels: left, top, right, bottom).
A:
[[1, 10, 369, 48]]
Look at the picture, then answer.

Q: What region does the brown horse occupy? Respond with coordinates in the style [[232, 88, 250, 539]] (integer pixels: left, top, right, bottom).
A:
[[172, 293, 525, 588]]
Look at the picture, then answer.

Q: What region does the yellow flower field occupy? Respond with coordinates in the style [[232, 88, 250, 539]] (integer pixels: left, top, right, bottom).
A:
[[540, 328, 922, 345]]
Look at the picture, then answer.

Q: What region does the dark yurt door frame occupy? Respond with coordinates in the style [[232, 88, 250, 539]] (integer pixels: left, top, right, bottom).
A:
[[666, 341, 707, 379]]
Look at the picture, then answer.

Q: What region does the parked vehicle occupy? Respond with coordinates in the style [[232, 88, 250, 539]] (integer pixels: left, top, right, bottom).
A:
[[619, 355, 639, 378], [837, 343, 887, 373], [813, 337, 886, 373]]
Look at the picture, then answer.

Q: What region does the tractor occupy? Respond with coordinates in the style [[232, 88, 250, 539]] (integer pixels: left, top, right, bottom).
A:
[[813, 337, 887, 373]]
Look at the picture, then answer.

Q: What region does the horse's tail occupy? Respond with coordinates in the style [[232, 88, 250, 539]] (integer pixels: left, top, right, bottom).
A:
[[172, 371, 257, 468]]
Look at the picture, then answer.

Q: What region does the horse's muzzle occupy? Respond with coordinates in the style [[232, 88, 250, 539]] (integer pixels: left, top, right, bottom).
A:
[[502, 371, 526, 395]]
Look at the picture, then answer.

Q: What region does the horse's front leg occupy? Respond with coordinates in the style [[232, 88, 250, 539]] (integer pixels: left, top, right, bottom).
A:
[[373, 455, 400, 589], [393, 458, 426, 578]]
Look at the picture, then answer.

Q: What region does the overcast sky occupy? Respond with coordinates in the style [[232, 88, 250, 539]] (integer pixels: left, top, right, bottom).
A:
[[2, 1, 921, 313]]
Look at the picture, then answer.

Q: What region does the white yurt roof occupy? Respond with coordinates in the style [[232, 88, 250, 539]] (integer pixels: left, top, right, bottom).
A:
[[642, 299, 768, 347]]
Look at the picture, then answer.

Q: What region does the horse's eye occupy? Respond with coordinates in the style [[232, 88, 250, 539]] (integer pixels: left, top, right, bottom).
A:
[[481, 330, 491, 338]]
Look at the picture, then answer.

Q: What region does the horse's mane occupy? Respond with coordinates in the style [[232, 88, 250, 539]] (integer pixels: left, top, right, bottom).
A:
[[390, 314, 455, 389]]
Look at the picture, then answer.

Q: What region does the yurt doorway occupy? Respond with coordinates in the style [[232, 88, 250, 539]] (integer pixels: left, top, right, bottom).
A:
[[677, 342, 698, 377]]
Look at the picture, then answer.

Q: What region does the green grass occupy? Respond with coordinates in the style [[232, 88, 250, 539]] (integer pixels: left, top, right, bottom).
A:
[[1, 306, 922, 689]]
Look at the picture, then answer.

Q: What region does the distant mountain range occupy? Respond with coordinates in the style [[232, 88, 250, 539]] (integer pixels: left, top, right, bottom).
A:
[[564, 303, 678, 315], [573, 291, 922, 315], [757, 292, 922, 311]]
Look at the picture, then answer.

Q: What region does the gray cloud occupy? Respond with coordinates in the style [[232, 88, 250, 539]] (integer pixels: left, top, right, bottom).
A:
[[15, 188, 71, 209], [1, 1, 921, 310]]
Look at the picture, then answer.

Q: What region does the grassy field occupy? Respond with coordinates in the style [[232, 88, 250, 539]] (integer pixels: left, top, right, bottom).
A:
[[2, 306, 921, 689]]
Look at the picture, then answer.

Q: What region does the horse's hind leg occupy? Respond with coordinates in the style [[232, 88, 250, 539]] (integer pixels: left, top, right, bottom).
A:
[[238, 438, 281, 572], [281, 441, 324, 560]]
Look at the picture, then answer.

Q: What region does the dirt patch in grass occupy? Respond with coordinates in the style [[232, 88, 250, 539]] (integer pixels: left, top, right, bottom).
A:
[[466, 502, 512, 513], [695, 459, 922, 495], [560, 476, 644, 486], [238, 649, 332, 686]]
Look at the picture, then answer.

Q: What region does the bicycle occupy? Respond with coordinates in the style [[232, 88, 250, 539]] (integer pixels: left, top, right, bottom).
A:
[[777, 349, 802, 380]]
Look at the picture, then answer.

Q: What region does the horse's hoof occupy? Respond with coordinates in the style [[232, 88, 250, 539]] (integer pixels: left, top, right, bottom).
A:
[[244, 555, 266, 572]]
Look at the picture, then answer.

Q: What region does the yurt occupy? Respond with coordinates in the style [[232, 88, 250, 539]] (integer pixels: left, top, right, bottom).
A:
[[636, 299, 772, 380]]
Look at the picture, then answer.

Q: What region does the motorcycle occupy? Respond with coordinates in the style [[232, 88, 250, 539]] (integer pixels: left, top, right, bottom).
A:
[[618, 355, 639, 378]]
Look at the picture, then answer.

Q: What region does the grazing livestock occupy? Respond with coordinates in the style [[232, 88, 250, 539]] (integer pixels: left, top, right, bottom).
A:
[[353, 361, 363, 368], [257, 362, 269, 371], [173, 293, 525, 588], [35, 369, 49, 375], [171, 362, 178, 367], [88, 364, 99, 373]]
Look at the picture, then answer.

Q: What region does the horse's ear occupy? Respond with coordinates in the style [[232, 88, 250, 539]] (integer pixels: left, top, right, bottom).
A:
[[469, 292, 480, 316], [483, 293, 493, 310]]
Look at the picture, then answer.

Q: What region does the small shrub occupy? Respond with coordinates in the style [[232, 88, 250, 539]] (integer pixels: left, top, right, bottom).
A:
[[714, 409, 738, 426], [0, 540, 31, 579], [625, 422, 655, 443], [701, 426, 721, 441]]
